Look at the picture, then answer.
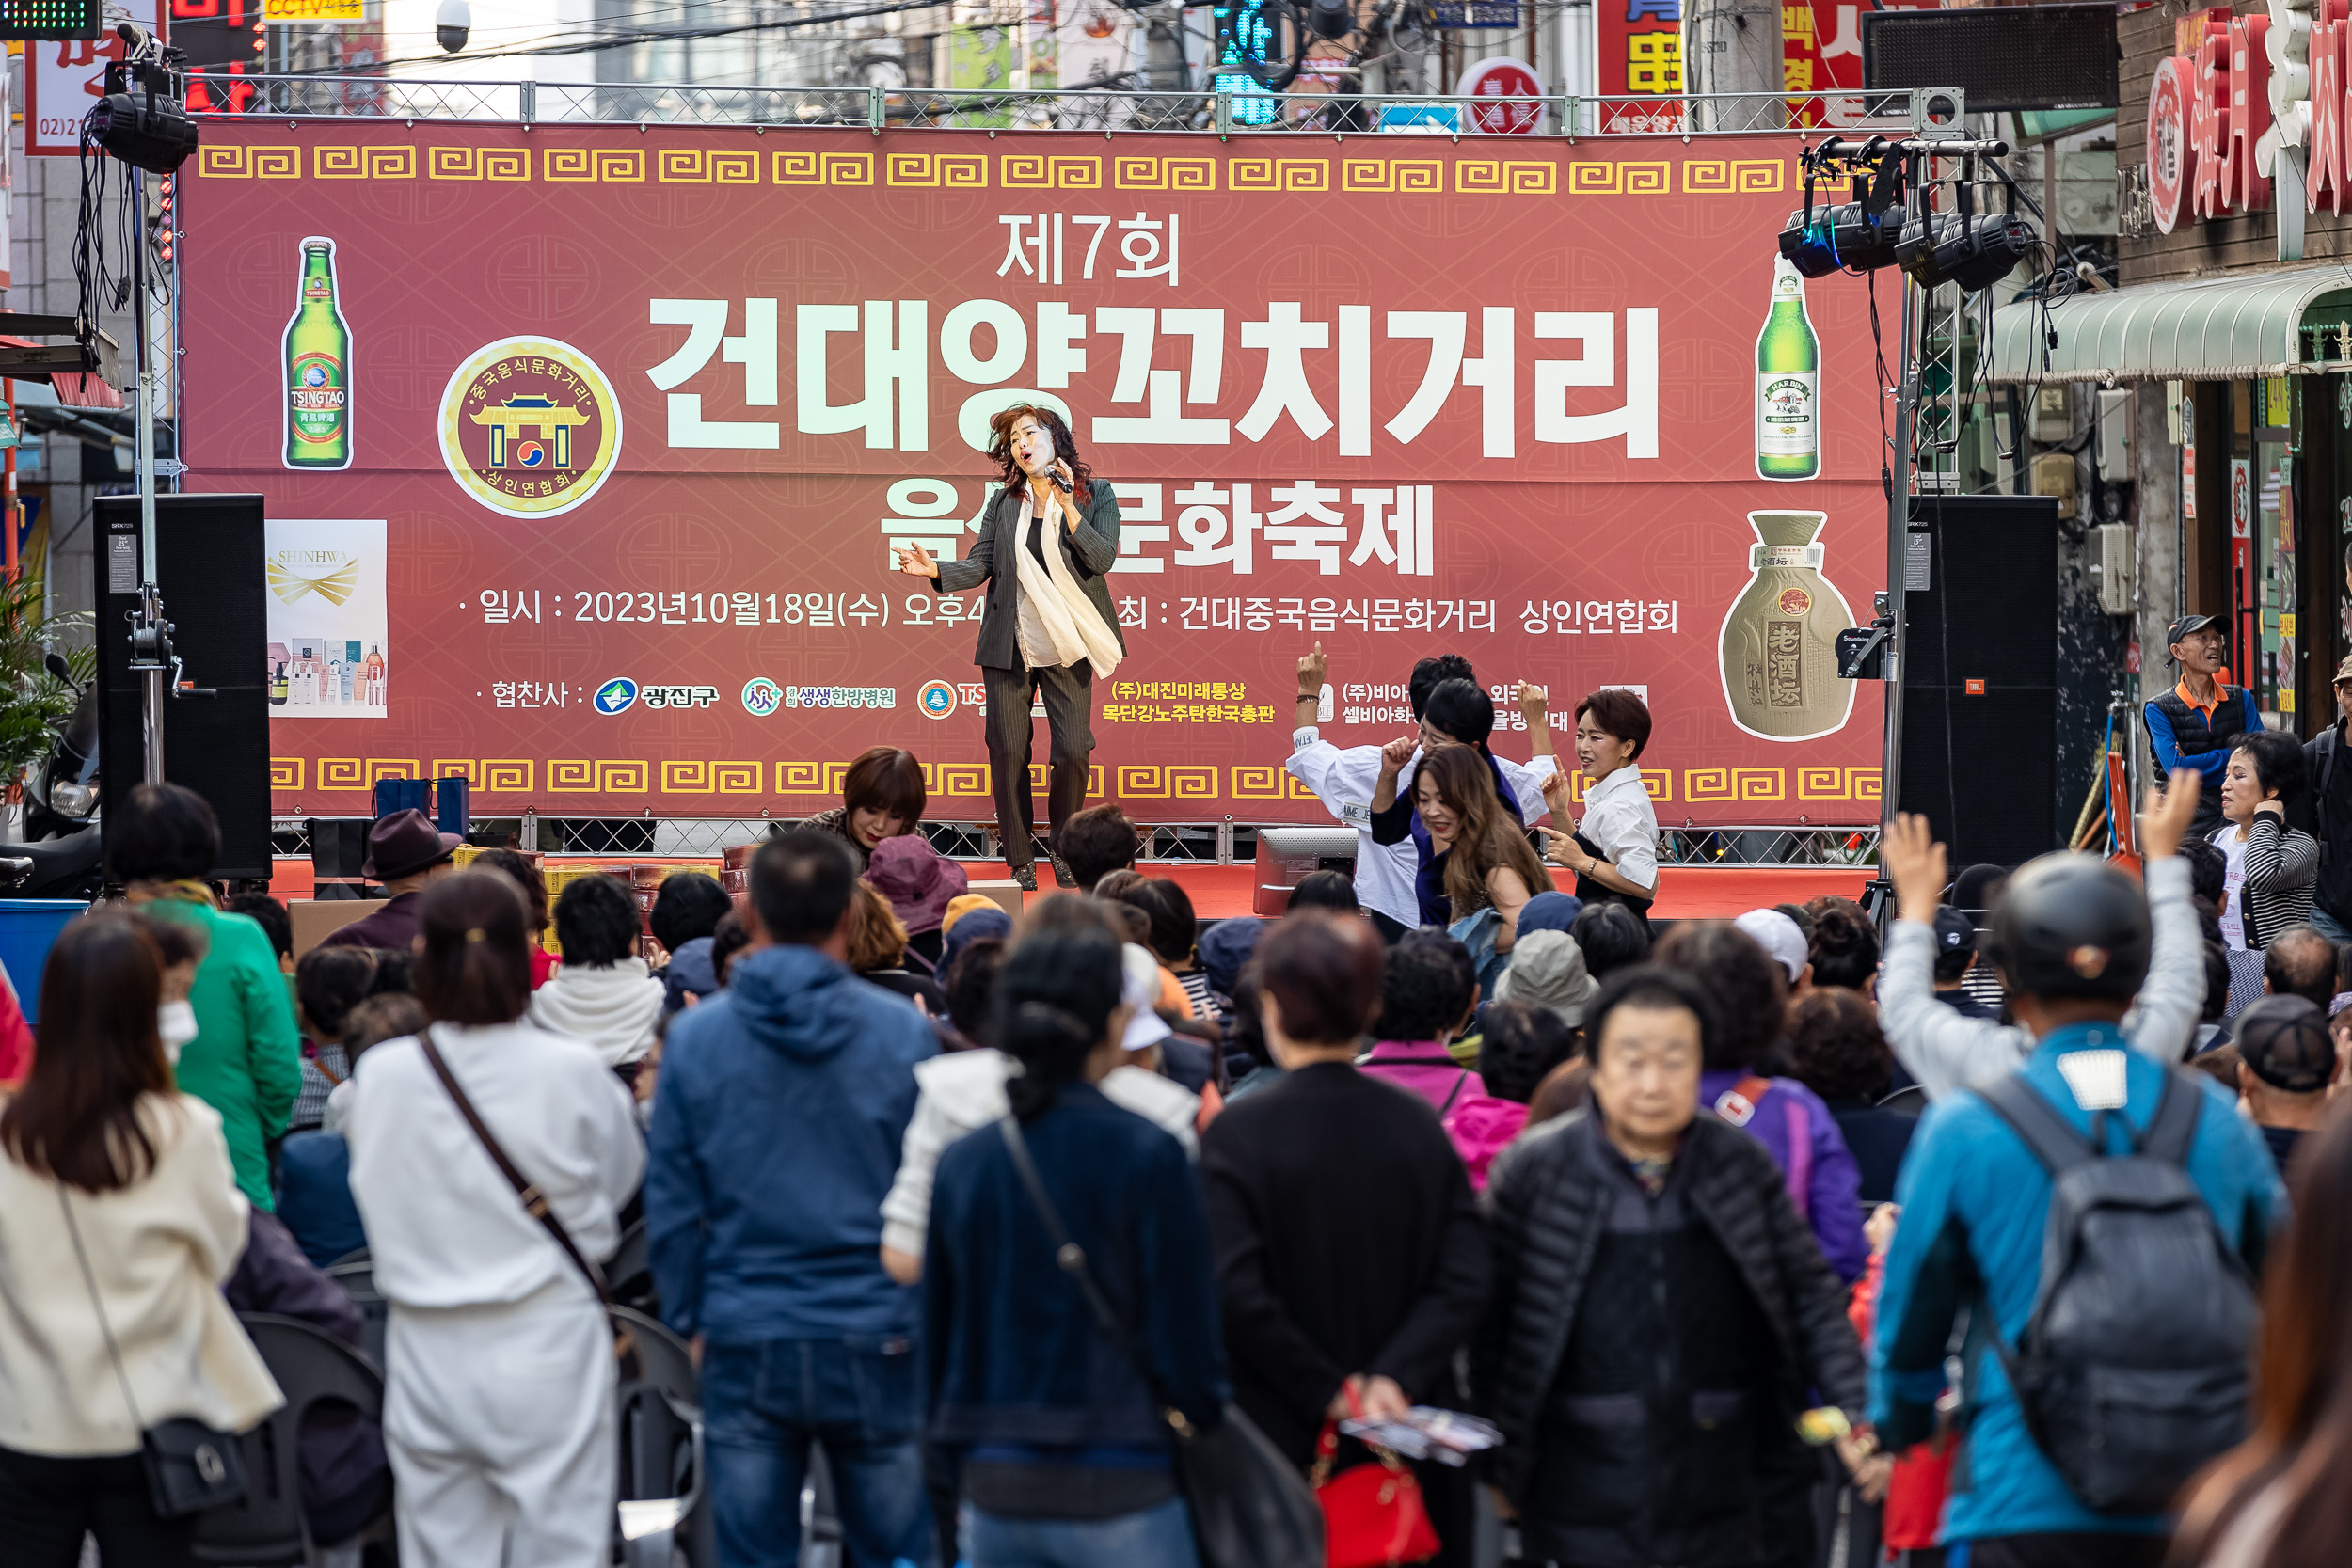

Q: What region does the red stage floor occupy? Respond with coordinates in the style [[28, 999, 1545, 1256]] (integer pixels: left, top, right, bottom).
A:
[[272, 858, 1868, 920]]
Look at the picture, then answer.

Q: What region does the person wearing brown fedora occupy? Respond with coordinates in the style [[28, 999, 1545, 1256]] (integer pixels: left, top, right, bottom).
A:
[[317, 808, 464, 954]]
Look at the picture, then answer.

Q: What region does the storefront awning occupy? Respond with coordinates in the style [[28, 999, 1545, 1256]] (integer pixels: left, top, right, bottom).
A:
[[1986, 266, 2352, 384]]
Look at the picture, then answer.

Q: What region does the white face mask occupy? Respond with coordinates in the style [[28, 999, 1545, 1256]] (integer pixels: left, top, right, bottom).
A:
[[158, 1000, 199, 1065]]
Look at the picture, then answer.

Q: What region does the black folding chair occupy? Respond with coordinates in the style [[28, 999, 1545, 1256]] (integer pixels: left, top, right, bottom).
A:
[[325, 1260, 389, 1370], [605, 1218, 656, 1315], [194, 1314, 392, 1567], [612, 1305, 711, 1567]]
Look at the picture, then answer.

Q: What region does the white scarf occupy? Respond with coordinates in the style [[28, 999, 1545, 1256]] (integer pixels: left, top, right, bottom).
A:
[[1012, 489, 1123, 679]]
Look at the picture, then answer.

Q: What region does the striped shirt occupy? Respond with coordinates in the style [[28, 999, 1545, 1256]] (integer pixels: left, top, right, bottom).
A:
[[1178, 969, 1220, 1022], [2230, 815, 2319, 951]]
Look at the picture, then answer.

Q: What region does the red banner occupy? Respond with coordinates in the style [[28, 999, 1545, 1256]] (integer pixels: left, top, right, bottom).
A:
[[181, 124, 1884, 826]]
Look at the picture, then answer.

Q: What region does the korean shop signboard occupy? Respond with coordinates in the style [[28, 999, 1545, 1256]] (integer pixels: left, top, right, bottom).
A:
[[183, 126, 1884, 825]]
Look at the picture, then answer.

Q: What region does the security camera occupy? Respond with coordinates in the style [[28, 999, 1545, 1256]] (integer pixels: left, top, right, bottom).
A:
[[435, 0, 469, 53]]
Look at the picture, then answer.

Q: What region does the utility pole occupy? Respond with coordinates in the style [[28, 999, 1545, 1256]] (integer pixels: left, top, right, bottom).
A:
[[1681, 0, 1783, 131]]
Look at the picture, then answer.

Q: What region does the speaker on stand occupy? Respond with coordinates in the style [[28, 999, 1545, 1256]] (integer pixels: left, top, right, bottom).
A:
[[93, 494, 273, 881], [1898, 494, 2064, 869]]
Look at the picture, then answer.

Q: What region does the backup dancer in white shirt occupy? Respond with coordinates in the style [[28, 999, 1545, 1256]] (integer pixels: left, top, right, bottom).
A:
[[1285, 642, 1560, 937], [346, 873, 644, 1568], [1538, 688, 1661, 927]]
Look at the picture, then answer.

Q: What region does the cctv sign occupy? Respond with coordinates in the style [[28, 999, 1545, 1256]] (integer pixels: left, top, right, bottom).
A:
[[24, 0, 162, 157]]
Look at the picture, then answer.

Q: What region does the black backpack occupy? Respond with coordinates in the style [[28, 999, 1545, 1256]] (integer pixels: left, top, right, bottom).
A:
[[1974, 1070, 2259, 1515]]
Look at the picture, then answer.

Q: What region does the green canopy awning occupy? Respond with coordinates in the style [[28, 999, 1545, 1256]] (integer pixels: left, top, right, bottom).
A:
[[1987, 266, 2352, 383]]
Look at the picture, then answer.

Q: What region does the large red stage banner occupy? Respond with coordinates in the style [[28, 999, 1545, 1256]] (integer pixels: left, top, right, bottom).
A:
[[182, 125, 1884, 827]]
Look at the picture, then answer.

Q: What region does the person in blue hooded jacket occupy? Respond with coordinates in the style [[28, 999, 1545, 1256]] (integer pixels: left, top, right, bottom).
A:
[[1870, 814, 2285, 1568], [646, 829, 940, 1568]]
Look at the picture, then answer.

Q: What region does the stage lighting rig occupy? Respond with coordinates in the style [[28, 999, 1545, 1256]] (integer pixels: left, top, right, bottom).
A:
[[87, 24, 197, 175], [1778, 138, 1908, 277]]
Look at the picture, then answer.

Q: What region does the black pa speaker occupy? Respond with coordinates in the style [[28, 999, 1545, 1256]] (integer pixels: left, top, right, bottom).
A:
[[94, 494, 273, 881], [1863, 4, 2119, 113], [1899, 494, 2064, 870]]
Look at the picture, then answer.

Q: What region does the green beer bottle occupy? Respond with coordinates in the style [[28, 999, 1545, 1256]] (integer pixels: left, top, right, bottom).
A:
[[283, 237, 352, 470], [1755, 256, 1820, 482]]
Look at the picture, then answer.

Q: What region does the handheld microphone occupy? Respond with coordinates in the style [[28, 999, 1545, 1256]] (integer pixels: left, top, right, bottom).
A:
[[1049, 468, 1072, 494]]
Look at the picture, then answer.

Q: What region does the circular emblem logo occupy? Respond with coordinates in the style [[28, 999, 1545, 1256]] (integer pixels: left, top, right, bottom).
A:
[[918, 679, 959, 720], [594, 677, 639, 715], [742, 677, 783, 717], [1777, 586, 1812, 616], [437, 336, 623, 519]]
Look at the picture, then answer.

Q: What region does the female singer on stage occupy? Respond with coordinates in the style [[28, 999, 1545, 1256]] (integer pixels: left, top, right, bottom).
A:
[[894, 405, 1125, 892]]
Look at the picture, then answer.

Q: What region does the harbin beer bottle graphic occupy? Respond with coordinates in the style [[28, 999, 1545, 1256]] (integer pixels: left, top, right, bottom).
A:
[[1755, 256, 1820, 481], [1719, 511, 1854, 741], [283, 237, 351, 470]]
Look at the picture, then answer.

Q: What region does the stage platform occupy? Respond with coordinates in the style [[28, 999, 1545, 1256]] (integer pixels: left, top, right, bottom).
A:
[[270, 858, 1869, 921]]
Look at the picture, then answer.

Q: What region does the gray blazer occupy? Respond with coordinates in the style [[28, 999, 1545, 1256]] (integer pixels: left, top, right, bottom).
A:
[[933, 480, 1127, 673]]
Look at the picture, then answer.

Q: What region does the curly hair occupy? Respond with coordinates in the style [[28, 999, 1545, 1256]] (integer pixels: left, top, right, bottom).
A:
[[1784, 988, 1894, 1101], [1806, 898, 1882, 990], [986, 404, 1093, 504]]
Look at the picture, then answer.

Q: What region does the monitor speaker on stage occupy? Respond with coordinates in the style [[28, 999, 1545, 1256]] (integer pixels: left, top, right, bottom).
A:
[[1899, 494, 2063, 870], [93, 494, 273, 881], [1253, 826, 1359, 916]]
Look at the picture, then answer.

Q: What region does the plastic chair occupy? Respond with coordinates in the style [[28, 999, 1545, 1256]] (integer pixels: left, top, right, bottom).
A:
[[326, 1260, 389, 1371], [606, 1218, 656, 1315], [612, 1305, 711, 1567], [194, 1313, 390, 1567]]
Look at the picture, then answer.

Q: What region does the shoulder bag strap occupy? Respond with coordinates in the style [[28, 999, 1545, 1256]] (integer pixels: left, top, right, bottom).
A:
[[417, 1025, 612, 1308], [57, 1184, 147, 1433], [2138, 1070, 2203, 1166], [996, 1112, 1189, 1429], [1975, 1074, 2096, 1176]]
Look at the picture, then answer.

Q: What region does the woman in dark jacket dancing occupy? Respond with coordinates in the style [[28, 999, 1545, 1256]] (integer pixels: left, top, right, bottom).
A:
[[1477, 964, 1871, 1568]]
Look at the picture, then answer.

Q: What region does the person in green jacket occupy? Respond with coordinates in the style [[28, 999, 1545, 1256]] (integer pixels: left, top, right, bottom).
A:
[[110, 784, 302, 1210]]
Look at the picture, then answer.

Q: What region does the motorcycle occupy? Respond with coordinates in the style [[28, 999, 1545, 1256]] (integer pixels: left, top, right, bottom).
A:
[[1, 651, 103, 901]]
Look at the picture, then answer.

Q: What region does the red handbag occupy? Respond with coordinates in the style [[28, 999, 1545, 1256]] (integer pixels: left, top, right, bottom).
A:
[[1311, 1391, 1440, 1568]]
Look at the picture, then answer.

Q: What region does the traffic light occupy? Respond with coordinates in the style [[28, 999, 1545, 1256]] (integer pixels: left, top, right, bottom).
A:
[[147, 176, 176, 266]]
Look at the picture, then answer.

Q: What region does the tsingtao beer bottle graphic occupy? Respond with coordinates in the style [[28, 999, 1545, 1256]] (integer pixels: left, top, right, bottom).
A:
[[283, 237, 352, 470], [1719, 511, 1855, 741], [1755, 257, 1820, 481]]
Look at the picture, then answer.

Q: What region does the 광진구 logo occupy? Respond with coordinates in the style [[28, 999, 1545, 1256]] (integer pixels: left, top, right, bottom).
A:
[[437, 337, 623, 520], [917, 679, 958, 720], [594, 677, 640, 715], [742, 677, 783, 717]]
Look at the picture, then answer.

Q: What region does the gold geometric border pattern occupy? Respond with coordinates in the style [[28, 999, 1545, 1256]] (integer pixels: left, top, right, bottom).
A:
[[197, 145, 1773, 198], [1001, 152, 1103, 189], [275, 759, 1875, 807]]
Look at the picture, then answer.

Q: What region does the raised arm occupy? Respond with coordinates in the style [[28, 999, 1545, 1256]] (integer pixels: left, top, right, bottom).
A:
[[2118, 770, 2213, 1063], [1063, 477, 1120, 577]]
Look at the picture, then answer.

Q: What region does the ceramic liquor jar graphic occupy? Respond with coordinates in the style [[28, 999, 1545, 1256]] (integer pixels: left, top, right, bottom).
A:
[[1719, 511, 1855, 741]]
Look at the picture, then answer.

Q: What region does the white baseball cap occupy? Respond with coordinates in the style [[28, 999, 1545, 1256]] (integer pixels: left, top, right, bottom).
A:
[[1121, 943, 1174, 1052], [1735, 909, 1810, 986]]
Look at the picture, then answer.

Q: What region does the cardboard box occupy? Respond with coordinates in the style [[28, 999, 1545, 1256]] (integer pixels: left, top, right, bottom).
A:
[[289, 898, 376, 958]]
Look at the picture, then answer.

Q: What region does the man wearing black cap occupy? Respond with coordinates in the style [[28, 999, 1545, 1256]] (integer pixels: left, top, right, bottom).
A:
[[1929, 905, 1998, 1019], [317, 807, 463, 952], [2144, 614, 2262, 839], [2232, 993, 2336, 1173], [2301, 654, 2352, 942]]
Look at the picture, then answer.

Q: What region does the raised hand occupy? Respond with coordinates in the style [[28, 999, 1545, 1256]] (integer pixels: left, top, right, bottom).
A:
[[894, 543, 936, 578], [1378, 736, 1418, 777], [1297, 641, 1327, 699], [2139, 768, 2202, 860], [1517, 680, 1548, 724]]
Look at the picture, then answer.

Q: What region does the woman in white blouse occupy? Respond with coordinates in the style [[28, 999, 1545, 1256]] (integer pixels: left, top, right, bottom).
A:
[[1540, 688, 1661, 928], [0, 913, 282, 1567]]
